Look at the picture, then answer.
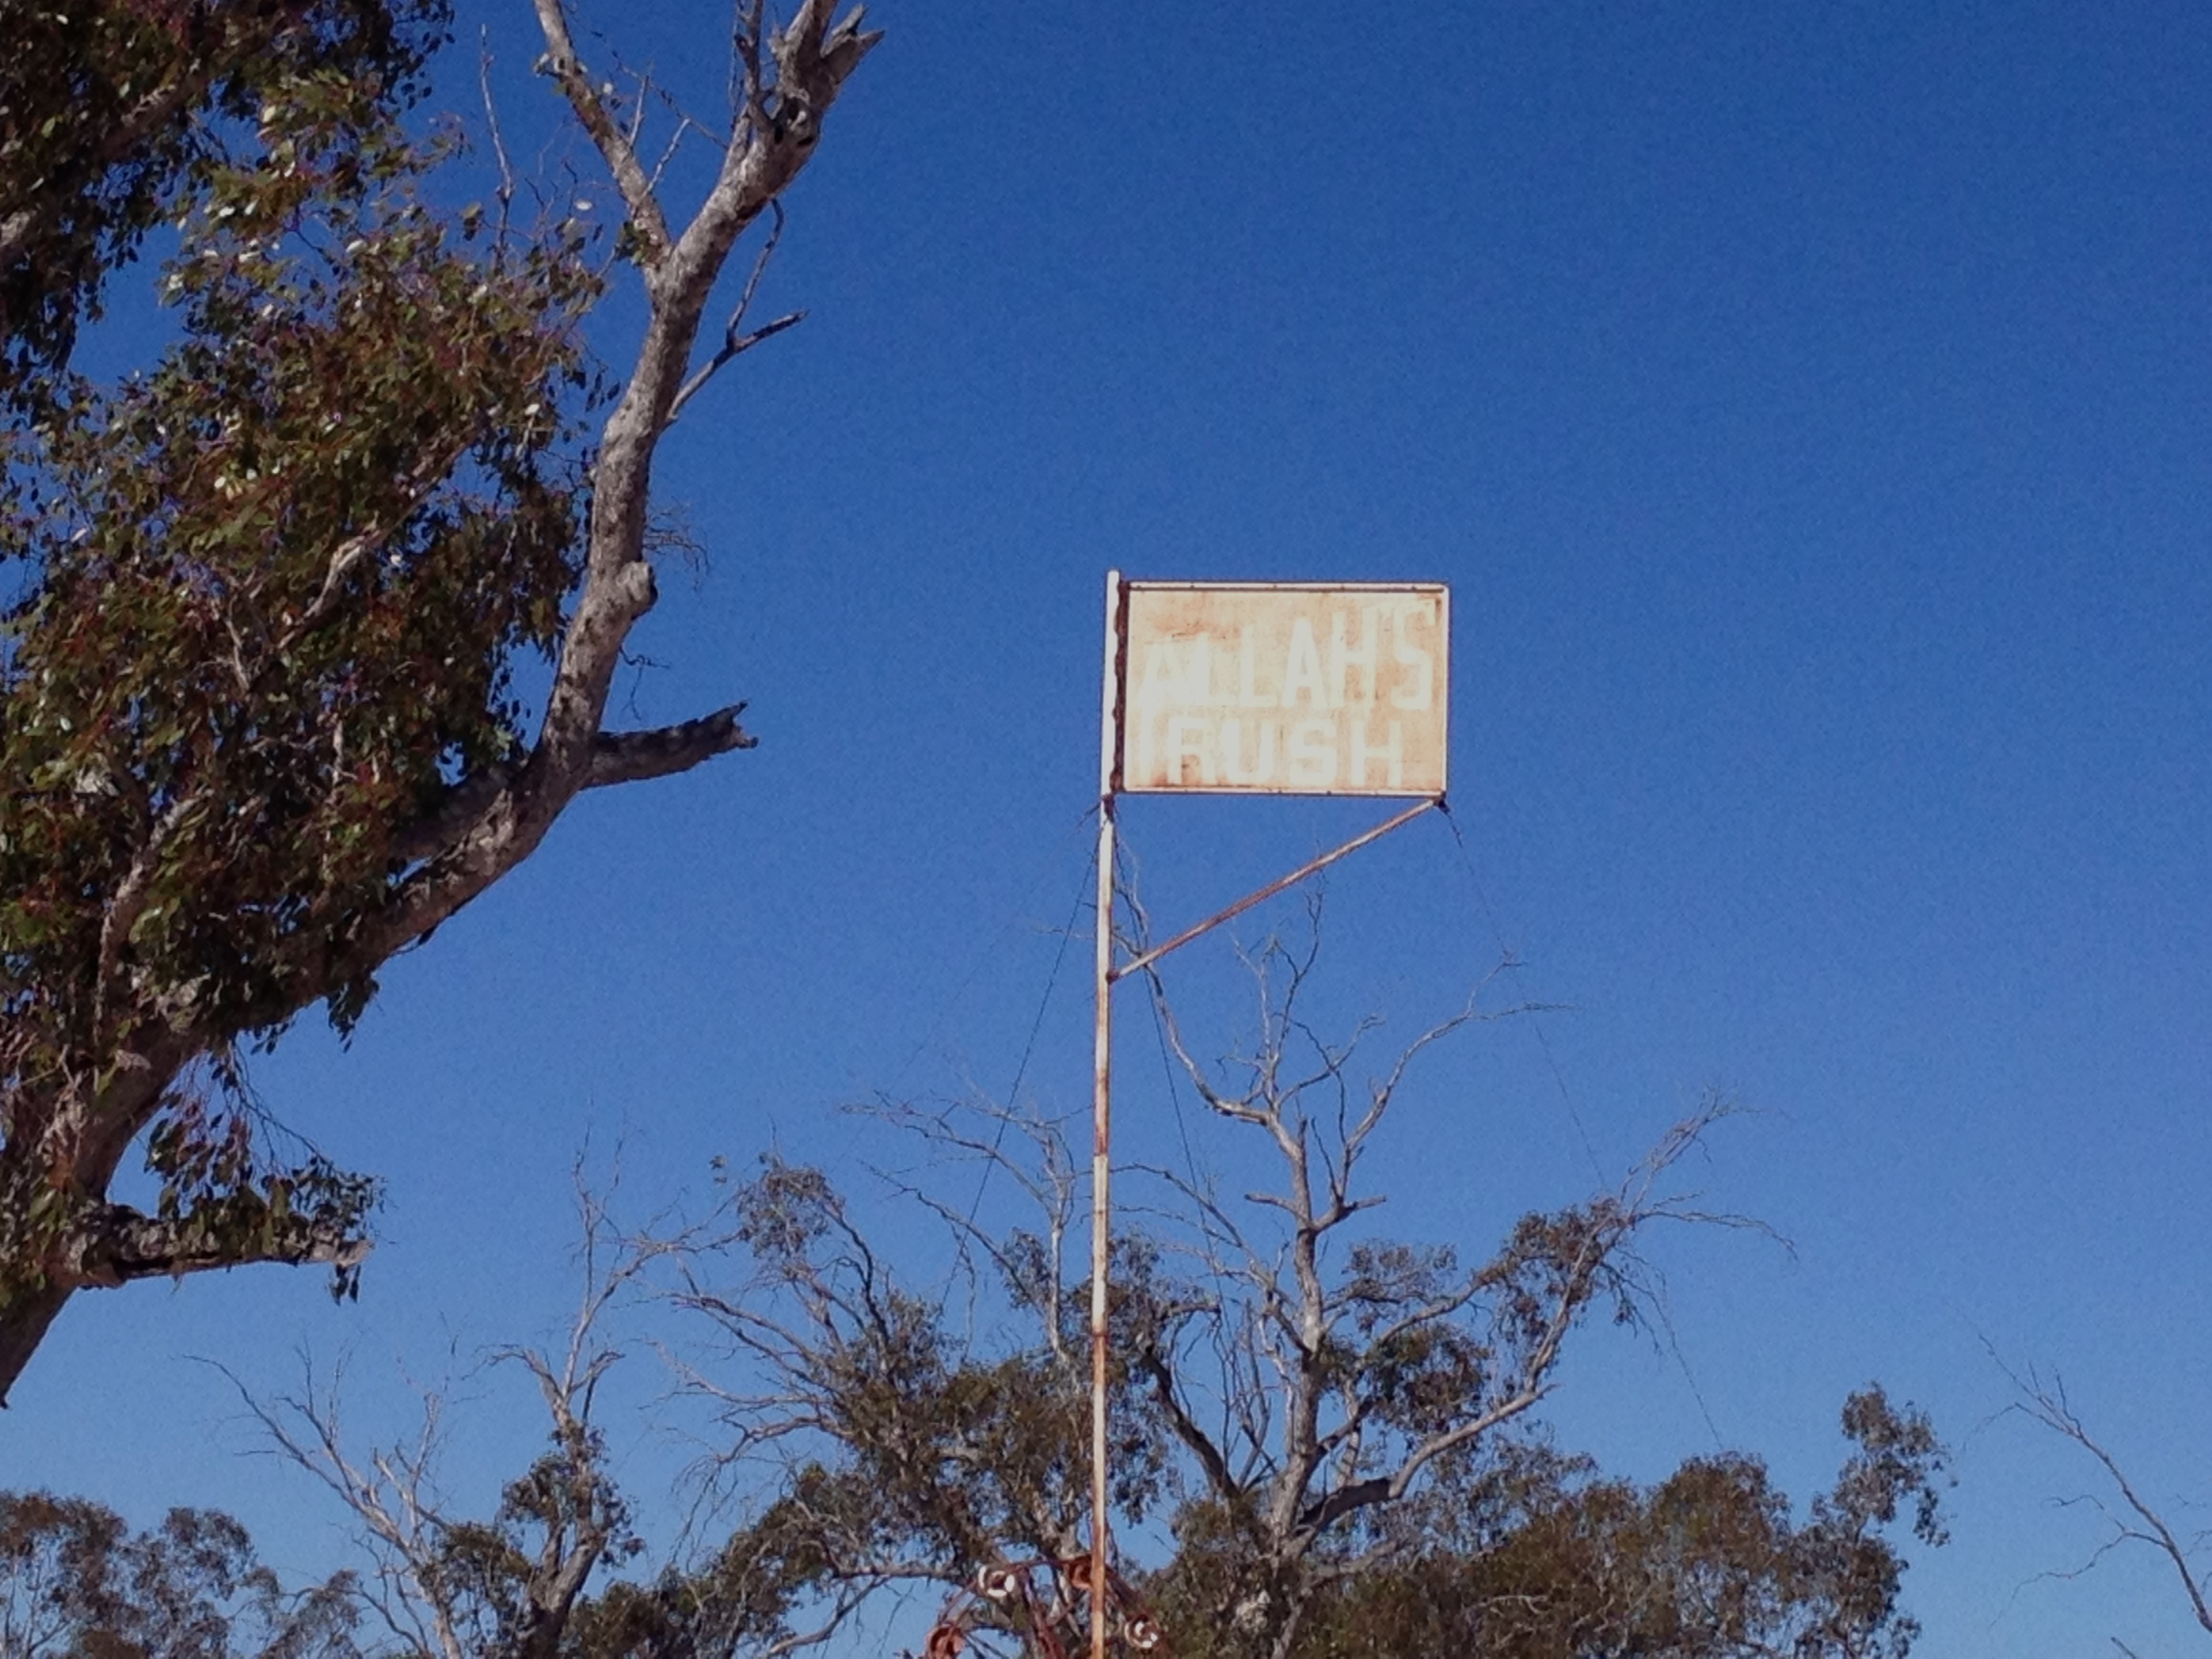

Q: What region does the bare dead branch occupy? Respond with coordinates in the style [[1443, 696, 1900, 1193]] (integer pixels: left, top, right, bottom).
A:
[[220, 1353, 468, 1659], [478, 30, 517, 234], [2002, 1358, 2212, 1636], [531, 0, 673, 266], [220, 1160, 668, 1658], [348, 0, 879, 981]]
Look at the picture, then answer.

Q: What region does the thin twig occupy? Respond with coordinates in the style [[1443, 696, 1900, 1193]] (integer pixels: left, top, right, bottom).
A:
[[669, 199, 800, 419], [477, 30, 516, 237]]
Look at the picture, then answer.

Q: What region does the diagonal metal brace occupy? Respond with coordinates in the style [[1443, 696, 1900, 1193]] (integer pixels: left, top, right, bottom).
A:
[[1109, 796, 1441, 984]]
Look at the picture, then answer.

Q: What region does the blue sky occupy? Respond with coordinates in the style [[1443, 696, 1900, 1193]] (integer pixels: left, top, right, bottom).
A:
[[9, 2, 2212, 1653]]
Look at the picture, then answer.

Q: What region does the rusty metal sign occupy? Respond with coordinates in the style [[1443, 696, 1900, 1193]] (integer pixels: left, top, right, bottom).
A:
[[1111, 581, 1448, 796]]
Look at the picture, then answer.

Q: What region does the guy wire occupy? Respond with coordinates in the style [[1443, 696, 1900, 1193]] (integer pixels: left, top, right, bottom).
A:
[[1435, 803, 1726, 1448], [936, 834, 1097, 1314], [888, 802, 1098, 1097], [1146, 963, 1235, 1319], [1435, 800, 1607, 1186], [1113, 828, 1265, 1321]]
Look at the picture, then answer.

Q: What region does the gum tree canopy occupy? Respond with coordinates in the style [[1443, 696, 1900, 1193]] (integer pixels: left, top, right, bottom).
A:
[[0, 0, 878, 1402]]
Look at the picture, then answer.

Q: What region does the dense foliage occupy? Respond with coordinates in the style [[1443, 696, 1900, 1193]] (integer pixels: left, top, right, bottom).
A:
[[1, 0, 589, 1370], [1240, 1404, 1949, 1659], [0, 1489, 358, 1657], [0, 0, 447, 399]]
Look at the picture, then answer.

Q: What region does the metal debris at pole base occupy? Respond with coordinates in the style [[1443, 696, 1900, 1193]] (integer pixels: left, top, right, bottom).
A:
[[907, 1557, 1170, 1659]]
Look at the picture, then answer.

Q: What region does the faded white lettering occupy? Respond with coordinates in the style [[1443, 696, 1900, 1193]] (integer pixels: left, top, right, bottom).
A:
[[1221, 718, 1278, 785], [1347, 717, 1404, 789], [1165, 715, 1216, 786], [1280, 616, 1328, 709], [1389, 603, 1434, 710], [1237, 626, 1273, 708], [1286, 718, 1338, 787], [1329, 607, 1381, 709], [1118, 587, 1447, 794]]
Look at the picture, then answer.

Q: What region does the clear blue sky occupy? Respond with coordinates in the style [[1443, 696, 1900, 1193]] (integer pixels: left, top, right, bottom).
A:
[[9, 3, 2211, 1653]]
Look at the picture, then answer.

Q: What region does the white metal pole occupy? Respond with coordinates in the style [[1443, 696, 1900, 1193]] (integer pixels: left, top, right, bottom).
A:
[[1090, 571, 1122, 1659]]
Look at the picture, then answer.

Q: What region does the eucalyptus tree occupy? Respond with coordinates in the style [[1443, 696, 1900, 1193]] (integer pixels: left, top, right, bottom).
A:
[[1251, 1399, 1949, 1659], [0, 1488, 359, 1658], [0, 0, 878, 1401], [632, 922, 1950, 1659], [199, 921, 1946, 1658]]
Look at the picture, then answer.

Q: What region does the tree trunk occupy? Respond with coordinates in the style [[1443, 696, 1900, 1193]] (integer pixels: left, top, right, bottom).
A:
[[0, 1282, 70, 1408]]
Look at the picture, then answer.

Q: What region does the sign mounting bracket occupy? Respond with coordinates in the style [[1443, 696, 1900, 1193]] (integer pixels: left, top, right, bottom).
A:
[[1109, 794, 1440, 985]]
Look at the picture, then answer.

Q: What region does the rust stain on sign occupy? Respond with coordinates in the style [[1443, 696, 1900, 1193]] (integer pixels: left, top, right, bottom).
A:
[[1116, 583, 1448, 796]]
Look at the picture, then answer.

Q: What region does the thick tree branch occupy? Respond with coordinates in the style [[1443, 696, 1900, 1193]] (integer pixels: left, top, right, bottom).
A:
[[279, 441, 472, 645], [507, 0, 876, 857], [91, 792, 193, 1053], [586, 701, 758, 788], [335, 0, 882, 1024], [60, 1200, 369, 1292], [1296, 1382, 1551, 1542]]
